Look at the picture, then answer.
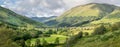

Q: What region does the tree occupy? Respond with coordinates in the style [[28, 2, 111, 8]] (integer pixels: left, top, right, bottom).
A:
[[37, 31, 43, 34], [84, 32, 89, 36], [19, 39, 25, 47], [92, 24, 106, 35], [77, 31, 83, 38], [54, 37, 59, 44], [0, 27, 19, 47], [45, 29, 53, 34], [111, 22, 120, 31], [64, 31, 83, 47], [35, 39, 42, 47], [22, 32, 32, 40], [26, 39, 31, 47], [42, 38, 48, 47], [65, 38, 70, 47], [34, 31, 43, 38]]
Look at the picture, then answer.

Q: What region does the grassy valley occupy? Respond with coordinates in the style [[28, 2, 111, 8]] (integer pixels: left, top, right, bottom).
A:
[[0, 3, 120, 47]]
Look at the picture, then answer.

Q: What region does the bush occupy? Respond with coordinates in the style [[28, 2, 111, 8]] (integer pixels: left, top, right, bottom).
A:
[[84, 32, 89, 36], [111, 22, 120, 31], [42, 34, 51, 37], [26, 39, 31, 47], [35, 39, 42, 47], [92, 25, 106, 35], [22, 33, 32, 40], [15, 39, 26, 47], [77, 31, 83, 38], [0, 27, 19, 47], [42, 38, 48, 46], [64, 31, 83, 47], [54, 37, 59, 44], [45, 29, 53, 34]]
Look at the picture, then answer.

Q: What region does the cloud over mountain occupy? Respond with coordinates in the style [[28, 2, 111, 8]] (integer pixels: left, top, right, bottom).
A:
[[0, 0, 120, 17]]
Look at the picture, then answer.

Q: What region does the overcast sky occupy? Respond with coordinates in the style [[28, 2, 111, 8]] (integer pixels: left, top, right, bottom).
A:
[[0, 0, 120, 17]]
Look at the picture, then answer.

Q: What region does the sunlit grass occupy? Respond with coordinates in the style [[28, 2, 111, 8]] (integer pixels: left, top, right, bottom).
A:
[[91, 18, 120, 24], [30, 34, 68, 45]]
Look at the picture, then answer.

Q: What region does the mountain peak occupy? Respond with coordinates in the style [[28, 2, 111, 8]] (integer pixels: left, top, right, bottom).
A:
[[45, 3, 120, 27], [59, 3, 118, 18]]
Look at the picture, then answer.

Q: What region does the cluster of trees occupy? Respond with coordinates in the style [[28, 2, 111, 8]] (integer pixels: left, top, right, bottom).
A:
[[92, 24, 106, 35], [92, 22, 120, 35], [25, 37, 60, 47], [13, 28, 65, 47], [12, 30, 43, 41], [65, 31, 89, 47], [0, 27, 20, 47], [111, 22, 120, 31]]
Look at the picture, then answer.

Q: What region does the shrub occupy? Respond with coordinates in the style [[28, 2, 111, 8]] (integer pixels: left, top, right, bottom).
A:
[[42, 38, 48, 46], [84, 32, 89, 36], [92, 24, 106, 35], [45, 29, 53, 34], [111, 22, 120, 31], [0, 27, 19, 47], [42, 34, 51, 37], [35, 39, 42, 47], [19, 39, 26, 47], [77, 31, 83, 38], [26, 39, 31, 47], [64, 31, 83, 47], [22, 33, 32, 40], [54, 37, 60, 44]]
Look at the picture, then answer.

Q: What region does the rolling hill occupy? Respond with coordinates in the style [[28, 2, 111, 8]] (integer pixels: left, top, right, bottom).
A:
[[31, 16, 57, 23], [0, 6, 44, 28], [45, 3, 120, 27]]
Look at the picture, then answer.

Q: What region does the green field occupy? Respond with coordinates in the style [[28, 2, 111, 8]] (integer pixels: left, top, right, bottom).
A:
[[29, 34, 68, 45]]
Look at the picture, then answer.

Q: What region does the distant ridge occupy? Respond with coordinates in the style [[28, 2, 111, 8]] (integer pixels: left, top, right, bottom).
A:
[[45, 3, 120, 27]]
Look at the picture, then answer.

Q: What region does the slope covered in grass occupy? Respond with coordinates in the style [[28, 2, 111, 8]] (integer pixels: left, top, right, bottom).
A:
[[72, 29, 120, 47], [45, 3, 120, 27], [0, 6, 44, 27], [90, 8, 120, 25]]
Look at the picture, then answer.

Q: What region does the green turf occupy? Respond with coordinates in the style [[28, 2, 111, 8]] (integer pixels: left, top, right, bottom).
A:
[[29, 34, 68, 45]]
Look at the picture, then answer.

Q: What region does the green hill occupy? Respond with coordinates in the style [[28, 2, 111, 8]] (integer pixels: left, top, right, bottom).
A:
[[72, 29, 120, 47], [90, 8, 120, 25], [45, 3, 120, 27], [0, 6, 44, 27]]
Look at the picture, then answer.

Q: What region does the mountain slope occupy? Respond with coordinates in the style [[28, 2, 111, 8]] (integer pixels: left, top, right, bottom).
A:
[[90, 8, 120, 25], [45, 3, 120, 27], [72, 29, 120, 47], [59, 3, 116, 17], [31, 16, 57, 23], [0, 6, 44, 27]]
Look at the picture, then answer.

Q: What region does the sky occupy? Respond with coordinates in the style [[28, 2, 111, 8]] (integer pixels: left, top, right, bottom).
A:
[[0, 0, 120, 17]]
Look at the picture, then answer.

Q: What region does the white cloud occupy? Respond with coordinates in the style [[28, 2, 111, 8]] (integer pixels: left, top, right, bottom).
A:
[[1, 0, 120, 17], [94, 0, 120, 6], [1, 0, 64, 17], [63, 0, 94, 8]]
